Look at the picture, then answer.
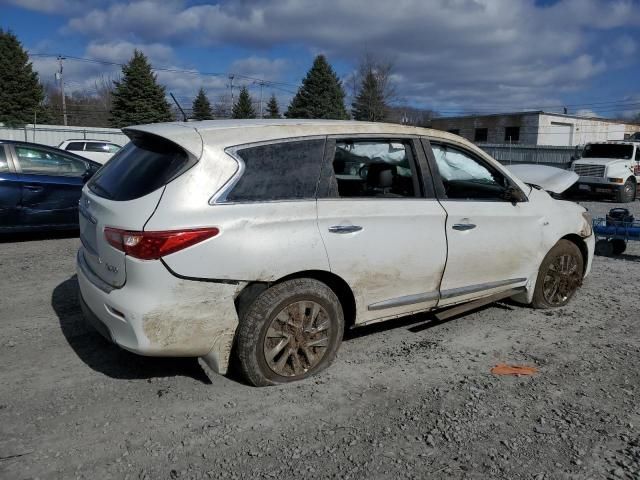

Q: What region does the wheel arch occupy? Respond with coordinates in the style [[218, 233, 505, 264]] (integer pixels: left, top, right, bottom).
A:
[[560, 233, 589, 278], [234, 270, 357, 330]]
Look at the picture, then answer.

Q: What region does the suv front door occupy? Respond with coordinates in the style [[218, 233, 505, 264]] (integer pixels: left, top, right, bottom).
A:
[[424, 140, 544, 306], [316, 136, 447, 325]]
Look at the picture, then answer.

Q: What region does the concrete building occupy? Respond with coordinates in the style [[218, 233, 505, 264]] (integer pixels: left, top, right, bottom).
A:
[[429, 111, 640, 147]]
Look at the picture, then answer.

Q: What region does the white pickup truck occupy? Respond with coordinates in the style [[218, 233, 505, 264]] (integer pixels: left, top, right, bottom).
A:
[[571, 141, 640, 203]]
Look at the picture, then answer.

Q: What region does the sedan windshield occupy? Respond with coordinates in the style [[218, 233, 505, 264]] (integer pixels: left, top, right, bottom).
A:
[[582, 144, 633, 159]]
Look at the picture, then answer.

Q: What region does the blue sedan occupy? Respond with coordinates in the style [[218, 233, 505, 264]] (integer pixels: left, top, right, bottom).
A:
[[0, 140, 101, 232]]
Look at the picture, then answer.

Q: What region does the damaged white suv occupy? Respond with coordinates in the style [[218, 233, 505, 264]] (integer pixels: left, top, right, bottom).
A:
[[77, 120, 594, 386]]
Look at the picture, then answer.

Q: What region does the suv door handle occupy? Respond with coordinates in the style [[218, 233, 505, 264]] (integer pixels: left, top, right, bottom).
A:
[[452, 223, 476, 231], [23, 185, 44, 192], [328, 225, 363, 234]]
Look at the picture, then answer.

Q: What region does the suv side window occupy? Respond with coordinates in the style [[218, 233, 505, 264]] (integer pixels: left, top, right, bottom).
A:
[[85, 142, 109, 153], [431, 143, 511, 201], [14, 146, 87, 177], [225, 138, 325, 202], [65, 142, 85, 151], [329, 139, 419, 198], [635, 147, 640, 161]]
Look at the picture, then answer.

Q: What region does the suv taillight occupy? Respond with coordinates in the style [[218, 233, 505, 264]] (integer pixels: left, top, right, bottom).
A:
[[104, 227, 219, 260]]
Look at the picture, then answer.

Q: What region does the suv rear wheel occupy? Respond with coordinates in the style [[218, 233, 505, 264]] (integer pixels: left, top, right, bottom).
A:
[[532, 240, 584, 309], [235, 278, 344, 386], [615, 178, 636, 203]]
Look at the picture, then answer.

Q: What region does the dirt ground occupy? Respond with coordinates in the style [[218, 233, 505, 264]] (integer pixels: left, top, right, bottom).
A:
[[1, 199, 639, 480]]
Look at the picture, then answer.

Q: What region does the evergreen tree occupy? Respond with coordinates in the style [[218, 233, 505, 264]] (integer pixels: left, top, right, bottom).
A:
[[286, 55, 348, 120], [266, 93, 280, 118], [0, 29, 47, 127], [109, 50, 173, 127], [352, 69, 387, 122], [192, 88, 213, 120], [232, 86, 256, 119]]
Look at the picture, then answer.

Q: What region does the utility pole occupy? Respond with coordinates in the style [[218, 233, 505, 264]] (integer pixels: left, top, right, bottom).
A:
[[56, 56, 67, 126], [228, 74, 235, 117], [257, 80, 265, 118]]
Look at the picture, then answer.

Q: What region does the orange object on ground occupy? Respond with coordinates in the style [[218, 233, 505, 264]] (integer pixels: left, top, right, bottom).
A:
[[491, 364, 538, 376]]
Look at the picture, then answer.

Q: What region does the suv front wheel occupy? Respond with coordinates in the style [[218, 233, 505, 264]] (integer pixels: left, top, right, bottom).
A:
[[235, 278, 344, 386], [532, 240, 584, 309]]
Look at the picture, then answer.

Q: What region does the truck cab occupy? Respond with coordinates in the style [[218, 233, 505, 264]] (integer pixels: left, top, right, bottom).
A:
[[571, 141, 640, 203]]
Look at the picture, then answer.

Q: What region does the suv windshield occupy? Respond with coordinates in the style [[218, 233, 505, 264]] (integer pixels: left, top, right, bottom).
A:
[[582, 144, 634, 159], [88, 133, 193, 201]]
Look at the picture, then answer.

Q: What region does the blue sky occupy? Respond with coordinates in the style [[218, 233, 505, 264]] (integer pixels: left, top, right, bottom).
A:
[[1, 0, 640, 118]]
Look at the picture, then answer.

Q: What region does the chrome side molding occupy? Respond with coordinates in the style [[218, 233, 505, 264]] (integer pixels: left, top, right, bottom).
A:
[[440, 278, 527, 299], [368, 291, 439, 311]]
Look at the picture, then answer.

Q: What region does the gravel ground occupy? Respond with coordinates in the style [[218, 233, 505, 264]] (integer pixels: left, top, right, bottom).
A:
[[1, 199, 639, 480]]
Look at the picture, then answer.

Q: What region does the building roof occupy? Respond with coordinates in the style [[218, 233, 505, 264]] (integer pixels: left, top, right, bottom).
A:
[[431, 110, 640, 126]]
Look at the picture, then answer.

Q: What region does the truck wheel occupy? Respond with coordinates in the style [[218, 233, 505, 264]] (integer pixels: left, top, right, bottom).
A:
[[235, 278, 344, 387], [615, 178, 636, 203], [611, 239, 627, 255], [595, 239, 613, 257], [532, 240, 584, 309]]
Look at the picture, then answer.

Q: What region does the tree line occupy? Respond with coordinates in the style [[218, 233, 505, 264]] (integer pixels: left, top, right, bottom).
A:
[[1, 28, 429, 129]]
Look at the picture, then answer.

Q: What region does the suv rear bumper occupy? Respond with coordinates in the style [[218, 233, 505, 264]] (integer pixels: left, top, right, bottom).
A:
[[76, 247, 245, 374]]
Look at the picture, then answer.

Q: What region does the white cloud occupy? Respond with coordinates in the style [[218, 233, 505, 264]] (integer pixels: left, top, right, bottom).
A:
[[58, 0, 640, 112], [4, 0, 108, 14]]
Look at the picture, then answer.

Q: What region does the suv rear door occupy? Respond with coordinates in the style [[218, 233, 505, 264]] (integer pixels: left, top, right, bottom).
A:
[[80, 131, 199, 288], [316, 136, 447, 324]]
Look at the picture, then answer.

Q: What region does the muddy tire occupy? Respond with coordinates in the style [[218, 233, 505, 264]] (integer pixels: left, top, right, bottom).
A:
[[532, 240, 584, 309], [235, 278, 344, 387], [615, 178, 636, 203]]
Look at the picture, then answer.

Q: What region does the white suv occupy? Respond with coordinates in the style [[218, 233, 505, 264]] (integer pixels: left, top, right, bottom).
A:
[[571, 141, 640, 203], [76, 120, 594, 386], [58, 139, 122, 164]]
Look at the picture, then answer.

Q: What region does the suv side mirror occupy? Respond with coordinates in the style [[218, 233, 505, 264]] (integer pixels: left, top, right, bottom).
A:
[[502, 185, 527, 204]]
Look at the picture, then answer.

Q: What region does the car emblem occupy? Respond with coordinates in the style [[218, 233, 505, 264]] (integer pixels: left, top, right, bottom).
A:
[[105, 263, 118, 273]]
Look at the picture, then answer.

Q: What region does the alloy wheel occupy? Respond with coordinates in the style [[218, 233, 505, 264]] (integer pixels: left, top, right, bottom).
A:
[[263, 300, 331, 377]]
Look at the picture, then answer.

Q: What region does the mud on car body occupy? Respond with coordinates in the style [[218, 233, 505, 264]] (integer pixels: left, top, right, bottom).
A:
[[76, 120, 594, 386]]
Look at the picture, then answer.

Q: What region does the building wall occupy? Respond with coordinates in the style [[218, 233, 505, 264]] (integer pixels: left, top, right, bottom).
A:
[[536, 114, 640, 146], [430, 113, 640, 147], [429, 113, 539, 145]]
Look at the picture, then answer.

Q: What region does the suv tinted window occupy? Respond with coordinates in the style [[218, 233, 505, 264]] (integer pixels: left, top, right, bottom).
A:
[[225, 139, 325, 202], [431, 144, 511, 200], [15, 146, 87, 177], [88, 133, 193, 201], [85, 142, 110, 152], [330, 140, 418, 198], [65, 142, 85, 151]]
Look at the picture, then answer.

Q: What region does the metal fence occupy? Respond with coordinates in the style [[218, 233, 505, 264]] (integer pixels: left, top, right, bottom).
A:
[[0, 124, 128, 147], [480, 144, 578, 169]]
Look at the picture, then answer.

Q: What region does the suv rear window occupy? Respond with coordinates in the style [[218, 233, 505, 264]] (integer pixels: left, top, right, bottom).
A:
[[88, 133, 193, 201], [224, 139, 325, 202]]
